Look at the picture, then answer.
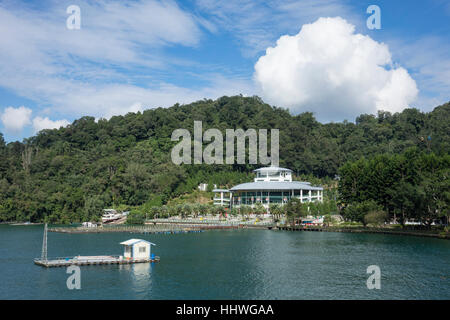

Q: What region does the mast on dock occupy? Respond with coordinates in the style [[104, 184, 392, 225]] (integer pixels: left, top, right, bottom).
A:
[[41, 223, 47, 261]]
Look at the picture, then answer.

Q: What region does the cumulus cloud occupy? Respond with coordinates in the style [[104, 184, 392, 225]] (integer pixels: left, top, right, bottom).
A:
[[32, 117, 70, 133], [1, 106, 32, 132], [254, 17, 419, 121]]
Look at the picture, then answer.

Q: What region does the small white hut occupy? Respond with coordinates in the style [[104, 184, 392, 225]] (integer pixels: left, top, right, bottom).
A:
[[120, 239, 156, 260]]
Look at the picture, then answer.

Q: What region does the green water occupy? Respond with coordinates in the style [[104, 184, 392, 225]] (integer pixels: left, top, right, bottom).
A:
[[0, 225, 449, 299]]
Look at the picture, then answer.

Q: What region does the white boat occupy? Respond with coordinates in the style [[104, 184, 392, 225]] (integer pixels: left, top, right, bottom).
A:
[[101, 209, 123, 223], [102, 213, 122, 223]]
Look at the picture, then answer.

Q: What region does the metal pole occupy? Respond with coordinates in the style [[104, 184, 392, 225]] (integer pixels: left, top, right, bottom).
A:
[[41, 223, 48, 261]]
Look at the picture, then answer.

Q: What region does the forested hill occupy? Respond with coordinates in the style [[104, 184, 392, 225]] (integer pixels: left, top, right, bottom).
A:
[[0, 96, 449, 223]]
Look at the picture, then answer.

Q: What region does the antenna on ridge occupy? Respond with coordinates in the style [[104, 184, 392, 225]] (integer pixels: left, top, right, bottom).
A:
[[41, 223, 48, 262]]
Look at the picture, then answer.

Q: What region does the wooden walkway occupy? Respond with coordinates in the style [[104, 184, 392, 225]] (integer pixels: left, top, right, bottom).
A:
[[277, 226, 323, 232], [49, 225, 204, 234], [49, 223, 250, 234], [34, 255, 160, 268]]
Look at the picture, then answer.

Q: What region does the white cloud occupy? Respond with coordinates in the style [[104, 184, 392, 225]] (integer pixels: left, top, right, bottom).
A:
[[254, 17, 419, 121], [0, 106, 32, 133], [0, 0, 202, 69], [0, 1, 257, 124], [0, 107, 70, 134], [0, 1, 211, 120], [32, 117, 70, 133]]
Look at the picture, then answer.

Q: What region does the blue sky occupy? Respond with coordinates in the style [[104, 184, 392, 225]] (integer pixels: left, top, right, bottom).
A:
[[0, 0, 449, 142]]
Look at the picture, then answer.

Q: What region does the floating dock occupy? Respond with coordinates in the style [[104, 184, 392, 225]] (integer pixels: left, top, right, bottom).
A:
[[34, 224, 161, 268], [34, 255, 160, 268]]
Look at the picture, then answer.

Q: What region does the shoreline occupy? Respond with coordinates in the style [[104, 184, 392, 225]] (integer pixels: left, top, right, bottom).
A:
[[323, 227, 450, 240], [278, 225, 450, 240], [3, 220, 448, 240], [46, 223, 450, 240]]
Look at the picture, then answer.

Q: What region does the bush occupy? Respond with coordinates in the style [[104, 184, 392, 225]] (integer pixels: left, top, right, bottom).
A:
[[343, 200, 383, 226], [364, 210, 388, 226], [126, 210, 145, 224], [323, 214, 335, 226]]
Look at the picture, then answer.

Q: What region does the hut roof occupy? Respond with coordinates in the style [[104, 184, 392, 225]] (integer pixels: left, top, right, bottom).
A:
[[120, 239, 156, 246]]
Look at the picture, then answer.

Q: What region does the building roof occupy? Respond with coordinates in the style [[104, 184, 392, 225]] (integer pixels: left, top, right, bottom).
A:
[[230, 181, 322, 191], [212, 188, 230, 192], [253, 166, 292, 173], [120, 239, 156, 246]]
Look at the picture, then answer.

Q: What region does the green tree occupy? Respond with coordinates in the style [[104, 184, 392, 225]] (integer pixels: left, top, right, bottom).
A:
[[364, 210, 388, 227], [126, 209, 145, 224], [343, 200, 382, 227], [285, 198, 306, 226], [83, 195, 104, 222], [269, 204, 283, 221], [323, 214, 334, 227]]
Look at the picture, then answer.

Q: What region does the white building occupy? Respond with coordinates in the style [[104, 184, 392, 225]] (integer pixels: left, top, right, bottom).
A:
[[81, 222, 98, 228], [120, 239, 156, 260], [212, 188, 232, 206], [229, 166, 323, 209]]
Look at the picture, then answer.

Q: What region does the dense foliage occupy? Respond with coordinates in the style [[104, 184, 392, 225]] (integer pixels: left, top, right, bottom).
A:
[[339, 149, 449, 225], [0, 96, 448, 223]]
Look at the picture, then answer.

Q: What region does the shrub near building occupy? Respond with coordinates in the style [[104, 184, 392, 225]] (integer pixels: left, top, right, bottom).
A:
[[342, 200, 383, 227]]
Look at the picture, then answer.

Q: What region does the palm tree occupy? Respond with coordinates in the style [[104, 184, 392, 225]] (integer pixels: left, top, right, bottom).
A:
[[182, 203, 192, 218], [176, 204, 184, 218], [241, 206, 251, 220], [216, 206, 226, 220], [192, 203, 201, 218], [269, 204, 282, 222]]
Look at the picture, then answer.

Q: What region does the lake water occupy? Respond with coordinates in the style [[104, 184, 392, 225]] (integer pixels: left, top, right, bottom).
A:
[[0, 225, 449, 299]]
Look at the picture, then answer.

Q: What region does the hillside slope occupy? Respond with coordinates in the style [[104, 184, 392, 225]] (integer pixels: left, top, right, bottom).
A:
[[0, 96, 448, 223]]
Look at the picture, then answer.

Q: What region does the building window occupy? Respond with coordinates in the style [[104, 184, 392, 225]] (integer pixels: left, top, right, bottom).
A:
[[268, 171, 280, 178], [139, 247, 146, 253]]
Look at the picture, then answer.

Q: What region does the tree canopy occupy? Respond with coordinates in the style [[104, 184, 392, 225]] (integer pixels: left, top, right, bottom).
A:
[[0, 96, 448, 223]]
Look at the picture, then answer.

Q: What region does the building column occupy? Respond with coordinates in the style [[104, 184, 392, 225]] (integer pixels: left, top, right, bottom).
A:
[[308, 190, 311, 202]]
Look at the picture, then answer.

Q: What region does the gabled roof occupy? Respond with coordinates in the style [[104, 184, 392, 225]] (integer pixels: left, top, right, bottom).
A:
[[230, 181, 322, 191], [120, 239, 156, 246]]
